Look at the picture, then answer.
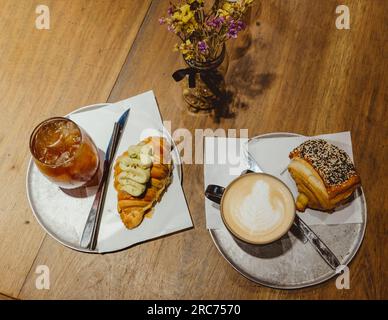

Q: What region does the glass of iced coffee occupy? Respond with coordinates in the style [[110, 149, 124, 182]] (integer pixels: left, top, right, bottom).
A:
[[29, 117, 100, 189]]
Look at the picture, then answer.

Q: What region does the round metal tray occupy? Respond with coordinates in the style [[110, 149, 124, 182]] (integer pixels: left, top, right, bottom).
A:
[[26, 103, 182, 253], [209, 132, 367, 289]]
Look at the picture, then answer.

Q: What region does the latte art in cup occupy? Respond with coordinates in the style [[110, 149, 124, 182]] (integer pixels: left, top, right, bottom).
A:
[[222, 174, 295, 244], [234, 180, 284, 232]]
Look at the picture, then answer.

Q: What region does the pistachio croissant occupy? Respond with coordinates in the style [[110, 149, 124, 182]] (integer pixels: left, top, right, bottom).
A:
[[114, 137, 172, 229]]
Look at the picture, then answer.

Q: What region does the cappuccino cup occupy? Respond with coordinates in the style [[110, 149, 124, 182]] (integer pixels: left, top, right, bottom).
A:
[[205, 173, 295, 245]]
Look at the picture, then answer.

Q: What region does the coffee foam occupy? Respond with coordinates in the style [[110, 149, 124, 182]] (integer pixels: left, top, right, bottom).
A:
[[222, 174, 295, 244]]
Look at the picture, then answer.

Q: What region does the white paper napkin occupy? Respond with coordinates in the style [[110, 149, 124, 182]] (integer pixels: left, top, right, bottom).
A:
[[204, 137, 249, 229], [204, 132, 364, 229], [70, 91, 193, 252]]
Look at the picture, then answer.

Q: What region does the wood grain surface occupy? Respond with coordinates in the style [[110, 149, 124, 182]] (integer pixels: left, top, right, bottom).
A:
[[0, 293, 15, 300], [0, 0, 152, 297], [0, 0, 386, 299]]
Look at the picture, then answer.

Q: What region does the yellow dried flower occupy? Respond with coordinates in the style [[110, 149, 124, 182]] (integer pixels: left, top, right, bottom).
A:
[[217, 2, 234, 17], [173, 4, 195, 24], [178, 39, 195, 60], [188, 0, 204, 4], [185, 23, 196, 35], [222, 3, 233, 11]]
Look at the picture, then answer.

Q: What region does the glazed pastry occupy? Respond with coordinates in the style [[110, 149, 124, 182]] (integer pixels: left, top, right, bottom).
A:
[[288, 139, 361, 212], [114, 137, 172, 229]]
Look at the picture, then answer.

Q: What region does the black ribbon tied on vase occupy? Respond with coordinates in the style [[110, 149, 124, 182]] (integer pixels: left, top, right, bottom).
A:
[[172, 67, 223, 98]]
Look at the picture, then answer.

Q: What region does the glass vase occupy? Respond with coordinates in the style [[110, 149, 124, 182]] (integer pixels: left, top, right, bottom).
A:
[[181, 45, 229, 114]]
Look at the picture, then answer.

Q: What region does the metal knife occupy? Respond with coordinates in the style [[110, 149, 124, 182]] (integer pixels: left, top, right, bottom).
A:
[[243, 144, 341, 270], [80, 108, 130, 250], [293, 214, 340, 269]]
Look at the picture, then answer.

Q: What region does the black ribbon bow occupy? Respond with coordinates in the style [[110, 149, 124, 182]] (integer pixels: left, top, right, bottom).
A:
[[172, 68, 197, 89], [172, 67, 222, 97]]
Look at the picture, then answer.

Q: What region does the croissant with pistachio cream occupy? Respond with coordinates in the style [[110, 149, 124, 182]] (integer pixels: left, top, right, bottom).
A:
[[114, 137, 172, 229]]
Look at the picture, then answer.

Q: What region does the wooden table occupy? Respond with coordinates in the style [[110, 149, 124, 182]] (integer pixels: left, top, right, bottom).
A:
[[0, 0, 386, 300]]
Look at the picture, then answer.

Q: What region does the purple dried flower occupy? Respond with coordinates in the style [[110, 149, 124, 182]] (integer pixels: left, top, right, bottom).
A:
[[158, 18, 165, 25], [227, 28, 238, 38], [206, 19, 214, 27], [167, 6, 173, 16], [227, 19, 246, 39], [216, 16, 225, 27], [236, 20, 246, 31], [206, 16, 225, 28], [198, 41, 208, 53]]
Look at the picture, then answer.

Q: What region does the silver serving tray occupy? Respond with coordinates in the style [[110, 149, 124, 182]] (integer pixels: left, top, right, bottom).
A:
[[26, 103, 182, 253], [209, 132, 367, 289]]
